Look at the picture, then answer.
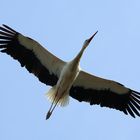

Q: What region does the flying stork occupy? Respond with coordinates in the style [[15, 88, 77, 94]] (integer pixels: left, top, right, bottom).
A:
[[0, 24, 140, 119]]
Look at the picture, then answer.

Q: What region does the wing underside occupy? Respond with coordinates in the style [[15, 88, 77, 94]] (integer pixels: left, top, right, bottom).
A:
[[0, 24, 65, 86], [70, 71, 140, 117]]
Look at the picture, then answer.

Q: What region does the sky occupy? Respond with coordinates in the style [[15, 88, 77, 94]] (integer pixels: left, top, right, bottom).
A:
[[0, 0, 140, 140]]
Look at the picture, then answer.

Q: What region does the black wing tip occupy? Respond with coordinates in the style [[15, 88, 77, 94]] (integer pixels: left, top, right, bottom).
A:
[[0, 24, 19, 52], [2, 24, 17, 32], [126, 90, 140, 118], [0, 24, 17, 35], [0, 24, 18, 43], [2, 24, 7, 27]]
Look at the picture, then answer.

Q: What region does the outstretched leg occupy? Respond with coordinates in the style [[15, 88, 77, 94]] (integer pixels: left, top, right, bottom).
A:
[[46, 89, 67, 120], [46, 89, 59, 120]]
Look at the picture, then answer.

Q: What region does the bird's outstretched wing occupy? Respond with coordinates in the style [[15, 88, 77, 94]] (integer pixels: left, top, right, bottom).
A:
[[0, 24, 65, 86], [70, 71, 140, 118]]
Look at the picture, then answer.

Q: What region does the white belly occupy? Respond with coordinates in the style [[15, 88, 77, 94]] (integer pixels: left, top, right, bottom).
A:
[[46, 61, 80, 107], [57, 61, 80, 95]]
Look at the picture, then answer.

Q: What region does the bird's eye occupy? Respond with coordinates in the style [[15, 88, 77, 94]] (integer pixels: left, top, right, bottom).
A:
[[83, 40, 87, 43], [84, 40, 88, 45]]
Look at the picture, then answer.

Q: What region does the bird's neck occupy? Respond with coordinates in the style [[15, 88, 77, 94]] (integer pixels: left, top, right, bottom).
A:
[[73, 46, 85, 65]]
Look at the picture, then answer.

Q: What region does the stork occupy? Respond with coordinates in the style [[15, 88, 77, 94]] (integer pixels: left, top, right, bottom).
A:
[[0, 25, 140, 119]]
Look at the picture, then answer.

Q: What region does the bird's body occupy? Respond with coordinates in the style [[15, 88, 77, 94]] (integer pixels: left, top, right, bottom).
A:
[[45, 59, 80, 119], [0, 24, 140, 119], [55, 59, 80, 100]]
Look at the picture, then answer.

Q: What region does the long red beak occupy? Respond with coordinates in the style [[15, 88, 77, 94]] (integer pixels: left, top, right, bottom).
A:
[[88, 31, 98, 43]]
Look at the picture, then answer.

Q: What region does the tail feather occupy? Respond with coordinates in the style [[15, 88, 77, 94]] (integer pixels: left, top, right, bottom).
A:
[[45, 86, 69, 107], [59, 93, 69, 106], [46, 86, 57, 103]]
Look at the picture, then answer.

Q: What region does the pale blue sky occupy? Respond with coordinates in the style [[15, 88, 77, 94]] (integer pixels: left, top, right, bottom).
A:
[[0, 0, 140, 140]]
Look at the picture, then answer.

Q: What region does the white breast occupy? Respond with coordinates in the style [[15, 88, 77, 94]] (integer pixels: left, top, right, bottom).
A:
[[57, 61, 80, 92]]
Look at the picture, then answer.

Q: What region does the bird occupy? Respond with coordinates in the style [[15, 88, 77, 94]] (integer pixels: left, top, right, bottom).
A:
[[0, 24, 140, 119]]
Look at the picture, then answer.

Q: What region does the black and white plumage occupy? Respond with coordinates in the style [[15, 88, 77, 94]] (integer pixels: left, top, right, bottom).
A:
[[0, 24, 140, 119]]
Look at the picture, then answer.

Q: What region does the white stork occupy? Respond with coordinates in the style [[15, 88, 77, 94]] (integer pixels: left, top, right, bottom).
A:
[[0, 25, 140, 119]]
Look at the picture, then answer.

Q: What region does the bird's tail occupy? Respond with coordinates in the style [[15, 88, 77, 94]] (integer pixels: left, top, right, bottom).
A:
[[45, 85, 69, 107]]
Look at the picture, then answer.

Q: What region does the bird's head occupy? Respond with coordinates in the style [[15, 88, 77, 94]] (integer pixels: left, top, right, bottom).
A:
[[83, 31, 98, 49]]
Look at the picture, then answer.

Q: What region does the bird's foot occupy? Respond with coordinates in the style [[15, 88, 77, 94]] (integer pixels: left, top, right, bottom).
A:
[[46, 111, 52, 120]]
